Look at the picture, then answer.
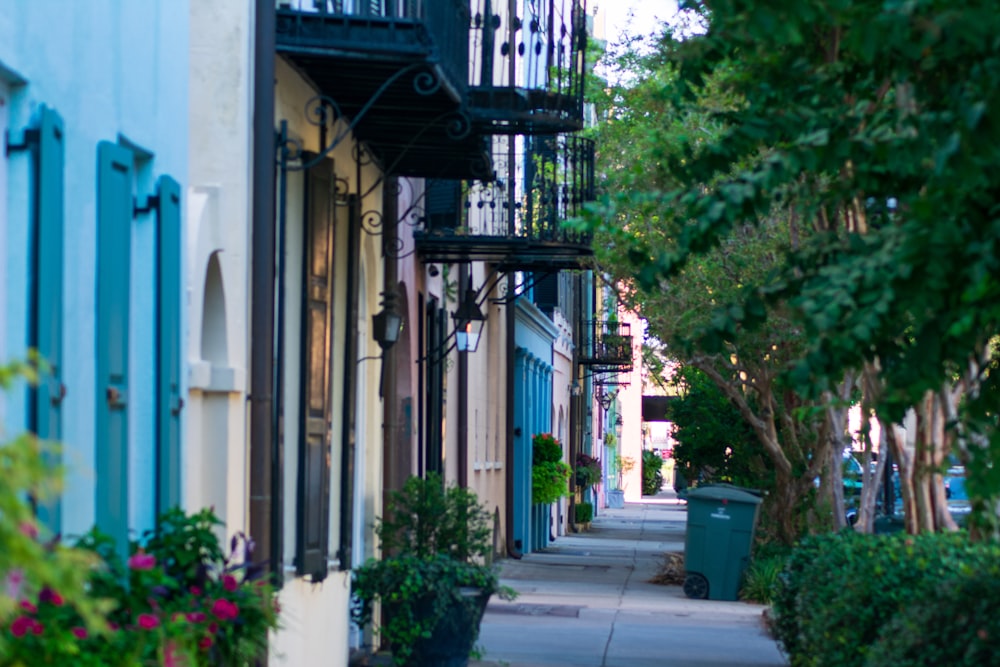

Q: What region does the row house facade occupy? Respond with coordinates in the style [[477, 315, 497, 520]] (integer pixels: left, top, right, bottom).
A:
[[1, 1, 639, 665], [0, 2, 188, 554]]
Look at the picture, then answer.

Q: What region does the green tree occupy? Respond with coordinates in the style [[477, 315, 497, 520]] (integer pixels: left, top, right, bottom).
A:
[[669, 366, 770, 492], [583, 1, 1000, 536]]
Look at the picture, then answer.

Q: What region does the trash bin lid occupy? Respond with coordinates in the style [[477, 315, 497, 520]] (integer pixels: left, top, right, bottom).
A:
[[686, 484, 763, 505]]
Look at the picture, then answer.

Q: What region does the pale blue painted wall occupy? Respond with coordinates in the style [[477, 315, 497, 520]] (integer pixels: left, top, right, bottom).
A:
[[0, 1, 188, 540]]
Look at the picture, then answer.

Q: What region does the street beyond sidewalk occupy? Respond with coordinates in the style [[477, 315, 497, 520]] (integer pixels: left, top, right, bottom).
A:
[[472, 493, 788, 667]]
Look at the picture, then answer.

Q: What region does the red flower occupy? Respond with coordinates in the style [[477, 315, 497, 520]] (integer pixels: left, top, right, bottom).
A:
[[210, 598, 238, 621], [39, 588, 64, 606], [71, 626, 88, 640], [189, 586, 202, 596], [19, 600, 37, 614], [207, 622, 219, 635], [10, 616, 33, 638], [31, 621, 43, 635], [222, 574, 239, 592], [128, 552, 156, 571], [186, 611, 206, 623], [199, 636, 214, 650], [138, 614, 160, 630]]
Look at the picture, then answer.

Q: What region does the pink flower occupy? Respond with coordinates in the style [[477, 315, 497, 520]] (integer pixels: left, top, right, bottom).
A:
[[198, 636, 214, 650], [189, 586, 202, 596], [137, 614, 160, 630], [19, 521, 38, 540], [222, 574, 239, 592], [30, 621, 43, 635], [210, 598, 238, 621], [19, 600, 37, 614], [39, 588, 64, 606], [207, 622, 219, 635], [128, 552, 156, 570], [4, 570, 25, 599], [186, 611, 206, 623], [71, 626, 88, 640], [10, 616, 33, 638]]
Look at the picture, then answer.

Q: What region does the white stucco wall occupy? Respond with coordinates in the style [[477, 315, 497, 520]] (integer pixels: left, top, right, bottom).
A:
[[187, 0, 252, 539], [0, 1, 188, 538]]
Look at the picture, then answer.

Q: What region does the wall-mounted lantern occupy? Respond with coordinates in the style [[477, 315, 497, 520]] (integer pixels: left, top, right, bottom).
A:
[[598, 387, 618, 411], [372, 303, 403, 351], [453, 288, 485, 353]]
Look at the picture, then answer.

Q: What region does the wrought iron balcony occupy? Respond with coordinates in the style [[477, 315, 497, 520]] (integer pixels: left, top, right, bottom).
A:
[[276, 0, 488, 179], [578, 321, 633, 373], [413, 134, 594, 270], [468, 0, 587, 135]]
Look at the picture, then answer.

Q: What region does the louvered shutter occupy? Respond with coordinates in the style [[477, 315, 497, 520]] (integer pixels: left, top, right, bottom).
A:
[[297, 157, 334, 580], [156, 176, 182, 513], [95, 141, 133, 556]]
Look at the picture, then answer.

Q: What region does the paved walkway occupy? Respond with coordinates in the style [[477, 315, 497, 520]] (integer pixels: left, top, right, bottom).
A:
[[472, 493, 788, 667]]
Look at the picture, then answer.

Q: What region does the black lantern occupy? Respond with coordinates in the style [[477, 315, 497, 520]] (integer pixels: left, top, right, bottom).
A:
[[372, 305, 403, 351], [615, 414, 623, 427], [598, 388, 617, 411], [452, 288, 486, 353]]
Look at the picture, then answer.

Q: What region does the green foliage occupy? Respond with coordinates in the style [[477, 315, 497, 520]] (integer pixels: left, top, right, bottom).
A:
[[530, 434, 571, 505], [584, 0, 1000, 526], [574, 453, 602, 489], [669, 366, 771, 490], [739, 554, 785, 605], [352, 474, 516, 667], [862, 569, 1000, 667], [574, 502, 594, 525], [772, 531, 1000, 666], [377, 472, 492, 562], [641, 450, 664, 496]]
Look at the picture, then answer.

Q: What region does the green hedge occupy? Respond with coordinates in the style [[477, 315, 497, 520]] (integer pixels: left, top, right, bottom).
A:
[[772, 531, 1000, 667]]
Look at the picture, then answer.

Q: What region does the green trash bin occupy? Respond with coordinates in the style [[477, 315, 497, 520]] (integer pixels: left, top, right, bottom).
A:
[[683, 484, 762, 601]]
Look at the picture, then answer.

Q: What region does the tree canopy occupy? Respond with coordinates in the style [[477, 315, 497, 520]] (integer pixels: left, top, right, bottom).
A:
[[583, 0, 1000, 535]]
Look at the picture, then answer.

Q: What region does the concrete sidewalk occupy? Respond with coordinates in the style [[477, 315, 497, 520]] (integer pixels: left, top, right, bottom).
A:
[[472, 494, 788, 667]]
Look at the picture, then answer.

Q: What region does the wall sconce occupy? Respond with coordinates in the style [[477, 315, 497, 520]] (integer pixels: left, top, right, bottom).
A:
[[598, 387, 617, 411], [569, 381, 582, 397], [372, 302, 403, 351], [615, 414, 623, 427], [453, 288, 485, 353]]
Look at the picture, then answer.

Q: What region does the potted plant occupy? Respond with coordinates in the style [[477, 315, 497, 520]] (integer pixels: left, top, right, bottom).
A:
[[575, 452, 602, 490], [531, 433, 571, 505], [574, 501, 594, 531], [352, 473, 516, 667]]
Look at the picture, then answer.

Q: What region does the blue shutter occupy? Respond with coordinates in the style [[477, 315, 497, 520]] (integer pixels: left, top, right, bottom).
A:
[[32, 106, 66, 530], [297, 157, 334, 579], [96, 141, 133, 555], [156, 176, 182, 514]]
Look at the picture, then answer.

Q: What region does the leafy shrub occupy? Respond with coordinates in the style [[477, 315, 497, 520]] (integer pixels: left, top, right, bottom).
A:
[[740, 554, 785, 605], [574, 502, 594, 524], [772, 531, 1000, 667], [863, 568, 1000, 666], [377, 472, 492, 562], [641, 450, 664, 496]]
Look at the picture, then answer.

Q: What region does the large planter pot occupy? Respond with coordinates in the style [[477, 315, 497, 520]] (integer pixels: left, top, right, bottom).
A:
[[391, 587, 492, 667], [607, 488, 625, 509]]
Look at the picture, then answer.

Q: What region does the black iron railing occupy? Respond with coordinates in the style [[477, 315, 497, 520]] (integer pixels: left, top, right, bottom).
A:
[[468, 0, 587, 133], [424, 134, 593, 238], [276, 0, 470, 98], [579, 321, 633, 372]]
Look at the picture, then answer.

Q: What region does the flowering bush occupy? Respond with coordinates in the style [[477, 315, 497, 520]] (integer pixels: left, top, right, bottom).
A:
[[531, 433, 571, 505], [0, 358, 279, 665], [3, 509, 279, 666]]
